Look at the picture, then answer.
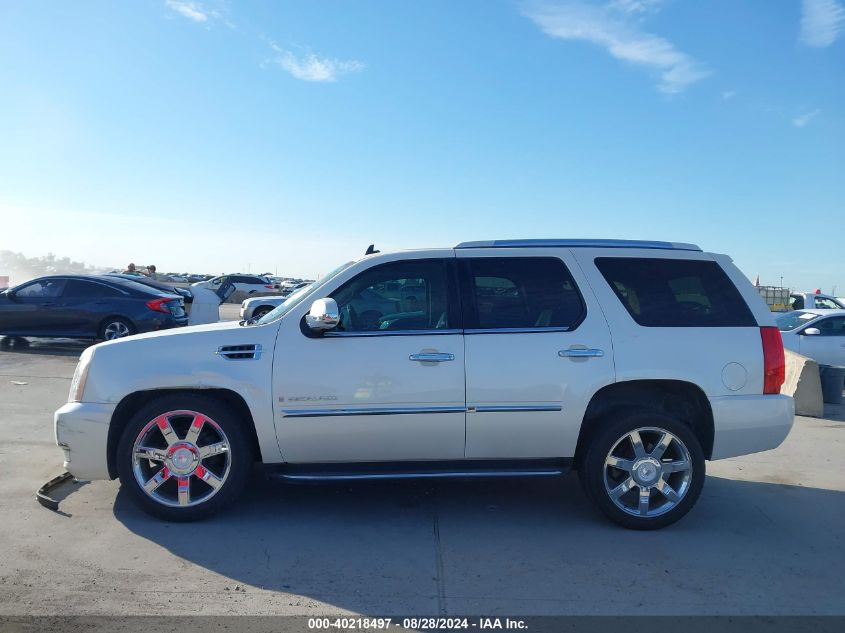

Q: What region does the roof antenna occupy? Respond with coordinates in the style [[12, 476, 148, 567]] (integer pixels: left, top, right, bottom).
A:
[[365, 244, 380, 255]]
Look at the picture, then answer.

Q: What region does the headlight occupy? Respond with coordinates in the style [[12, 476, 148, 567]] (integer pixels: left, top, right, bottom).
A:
[[68, 347, 94, 403]]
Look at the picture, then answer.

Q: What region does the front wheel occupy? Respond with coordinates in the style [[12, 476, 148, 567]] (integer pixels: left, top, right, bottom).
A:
[[251, 306, 273, 320], [116, 394, 253, 521], [579, 413, 705, 530]]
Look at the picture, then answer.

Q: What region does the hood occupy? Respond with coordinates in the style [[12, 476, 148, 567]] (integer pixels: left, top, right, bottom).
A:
[[81, 316, 279, 405], [94, 319, 246, 350]]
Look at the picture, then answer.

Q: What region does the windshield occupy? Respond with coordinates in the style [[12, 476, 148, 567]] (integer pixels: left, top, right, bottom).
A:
[[776, 311, 819, 332], [253, 261, 356, 325]]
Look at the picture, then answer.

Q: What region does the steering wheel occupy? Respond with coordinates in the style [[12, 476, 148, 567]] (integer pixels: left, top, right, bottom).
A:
[[358, 310, 383, 330]]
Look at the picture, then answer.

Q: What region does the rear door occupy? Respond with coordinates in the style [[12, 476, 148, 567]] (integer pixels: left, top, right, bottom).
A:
[[457, 249, 614, 459], [58, 280, 127, 335]]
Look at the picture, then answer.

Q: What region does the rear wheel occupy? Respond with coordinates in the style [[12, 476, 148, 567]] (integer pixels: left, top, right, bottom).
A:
[[580, 413, 705, 530], [116, 394, 253, 521], [99, 317, 135, 341]]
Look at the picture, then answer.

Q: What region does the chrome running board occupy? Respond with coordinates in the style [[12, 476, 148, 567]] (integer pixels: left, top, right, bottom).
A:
[[264, 459, 571, 482]]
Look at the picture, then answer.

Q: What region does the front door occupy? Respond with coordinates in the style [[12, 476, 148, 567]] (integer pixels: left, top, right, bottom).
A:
[[800, 316, 845, 367], [457, 251, 614, 459], [272, 256, 466, 463], [2, 278, 68, 335]]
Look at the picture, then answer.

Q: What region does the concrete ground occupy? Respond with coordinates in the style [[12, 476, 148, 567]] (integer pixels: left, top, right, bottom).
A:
[[0, 336, 843, 616]]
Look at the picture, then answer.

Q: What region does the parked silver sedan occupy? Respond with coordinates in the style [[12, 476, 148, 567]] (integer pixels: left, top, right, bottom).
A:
[[239, 294, 286, 321]]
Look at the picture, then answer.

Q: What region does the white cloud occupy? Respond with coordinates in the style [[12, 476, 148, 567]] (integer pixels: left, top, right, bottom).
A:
[[523, 1, 710, 94], [721, 90, 736, 100], [800, 0, 845, 47], [270, 45, 364, 82], [608, 0, 663, 14], [165, 0, 210, 23], [793, 109, 821, 127]]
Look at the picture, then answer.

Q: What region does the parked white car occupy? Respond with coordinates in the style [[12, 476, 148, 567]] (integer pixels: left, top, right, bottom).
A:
[[777, 309, 845, 367], [239, 295, 286, 321], [789, 292, 844, 311], [192, 274, 275, 296], [54, 239, 793, 529]]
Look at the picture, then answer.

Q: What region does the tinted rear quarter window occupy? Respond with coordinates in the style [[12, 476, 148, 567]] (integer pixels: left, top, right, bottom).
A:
[[595, 257, 755, 327], [463, 257, 585, 330]]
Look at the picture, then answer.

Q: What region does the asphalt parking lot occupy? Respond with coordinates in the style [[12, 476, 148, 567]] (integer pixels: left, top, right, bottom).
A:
[[0, 335, 843, 617]]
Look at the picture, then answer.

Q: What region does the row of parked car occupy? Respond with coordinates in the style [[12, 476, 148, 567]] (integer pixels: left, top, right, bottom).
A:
[[0, 272, 317, 341], [0, 274, 189, 340], [1, 271, 843, 371]]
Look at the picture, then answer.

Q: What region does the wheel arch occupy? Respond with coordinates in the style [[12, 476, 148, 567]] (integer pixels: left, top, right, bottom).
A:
[[574, 379, 714, 466], [107, 387, 263, 479]]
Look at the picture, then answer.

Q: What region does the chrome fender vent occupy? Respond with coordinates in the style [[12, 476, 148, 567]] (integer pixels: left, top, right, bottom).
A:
[[216, 344, 262, 360]]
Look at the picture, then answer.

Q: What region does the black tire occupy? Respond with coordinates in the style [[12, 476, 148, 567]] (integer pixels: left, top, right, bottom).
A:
[[579, 413, 705, 530], [98, 317, 136, 341], [252, 306, 273, 320], [116, 393, 254, 521]]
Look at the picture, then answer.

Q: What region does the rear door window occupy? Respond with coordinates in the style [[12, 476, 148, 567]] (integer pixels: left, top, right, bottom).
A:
[[63, 280, 122, 299], [595, 258, 755, 327], [462, 257, 585, 330]]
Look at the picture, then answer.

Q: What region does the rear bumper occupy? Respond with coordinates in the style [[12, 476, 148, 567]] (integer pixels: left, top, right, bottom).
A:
[[710, 394, 795, 460], [136, 315, 188, 333], [54, 401, 116, 480]]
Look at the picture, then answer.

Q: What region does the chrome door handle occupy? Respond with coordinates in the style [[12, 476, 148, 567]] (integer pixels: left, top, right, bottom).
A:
[[409, 352, 455, 362], [559, 348, 604, 358]]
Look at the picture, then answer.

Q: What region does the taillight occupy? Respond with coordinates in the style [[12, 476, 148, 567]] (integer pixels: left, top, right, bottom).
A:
[[760, 326, 785, 394], [146, 298, 172, 314], [264, 284, 274, 289]]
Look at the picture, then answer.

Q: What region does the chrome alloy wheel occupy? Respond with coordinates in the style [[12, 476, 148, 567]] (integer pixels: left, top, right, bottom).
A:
[[132, 410, 231, 508], [103, 321, 131, 340], [603, 427, 693, 518]]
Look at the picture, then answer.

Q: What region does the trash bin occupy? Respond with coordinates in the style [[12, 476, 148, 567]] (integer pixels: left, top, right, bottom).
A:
[[819, 365, 845, 404]]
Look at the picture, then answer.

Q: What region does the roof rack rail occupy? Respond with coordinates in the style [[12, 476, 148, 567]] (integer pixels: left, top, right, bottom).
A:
[[454, 239, 702, 252]]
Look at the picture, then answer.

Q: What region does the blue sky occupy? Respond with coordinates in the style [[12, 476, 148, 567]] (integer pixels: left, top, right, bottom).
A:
[[0, 0, 843, 291]]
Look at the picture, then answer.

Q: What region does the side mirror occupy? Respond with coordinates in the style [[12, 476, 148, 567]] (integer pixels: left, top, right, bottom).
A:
[[305, 298, 340, 331], [803, 327, 821, 336], [5, 290, 17, 301]]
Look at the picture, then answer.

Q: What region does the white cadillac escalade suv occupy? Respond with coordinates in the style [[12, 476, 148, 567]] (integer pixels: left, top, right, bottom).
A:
[[54, 239, 793, 529]]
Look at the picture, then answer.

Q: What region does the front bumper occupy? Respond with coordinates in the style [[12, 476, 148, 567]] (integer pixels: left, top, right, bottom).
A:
[[710, 394, 795, 460], [54, 401, 116, 480]]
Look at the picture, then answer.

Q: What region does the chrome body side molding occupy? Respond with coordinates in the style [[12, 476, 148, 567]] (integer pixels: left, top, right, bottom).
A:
[[470, 405, 562, 413], [281, 404, 562, 417], [281, 406, 466, 418]]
